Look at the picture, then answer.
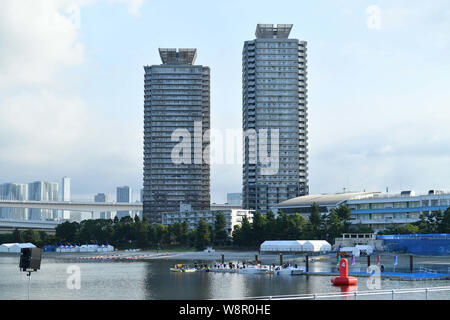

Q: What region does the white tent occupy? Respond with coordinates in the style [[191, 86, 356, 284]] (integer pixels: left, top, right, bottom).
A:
[[340, 246, 360, 257], [0, 243, 36, 253], [303, 240, 332, 253], [355, 245, 374, 255], [260, 240, 306, 252], [0, 243, 19, 252], [98, 244, 114, 252]]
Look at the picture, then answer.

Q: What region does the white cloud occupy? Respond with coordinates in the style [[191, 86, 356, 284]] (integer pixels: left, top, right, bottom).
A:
[[0, 0, 86, 88], [0, 0, 144, 196], [109, 0, 145, 15]]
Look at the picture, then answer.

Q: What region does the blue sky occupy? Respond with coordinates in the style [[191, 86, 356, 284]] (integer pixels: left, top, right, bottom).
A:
[[0, 0, 449, 203]]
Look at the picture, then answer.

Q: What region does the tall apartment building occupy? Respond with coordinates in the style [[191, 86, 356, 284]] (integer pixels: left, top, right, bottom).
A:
[[116, 186, 132, 219], [242, 24, 309, 214], [143, 48, 210, 223], [0, 183, 28, 220], [28, 181, 59, 220]]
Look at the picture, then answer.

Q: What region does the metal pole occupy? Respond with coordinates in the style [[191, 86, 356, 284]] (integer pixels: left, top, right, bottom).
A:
[[255, 254, 258, 265], [280, 253, 283, 266], [425, 288, 428, 300], [221, 253, 224, 264], [410, 255, 413, 273], [354, 292, 357, 300], [367, 255, 370, 267], [392, 290, 395, 300], [27, 272, 31, 300]]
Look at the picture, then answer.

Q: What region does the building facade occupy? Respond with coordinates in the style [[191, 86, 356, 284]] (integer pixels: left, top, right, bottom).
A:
[[116, 186, 132, 219], [60, 176, 71, 219], [94, 193, 111, 219], [161, 209, 254, 236], [242, 24, 308, 214], [273, 189, 450, 233], [28, 181, 59, 220], [143, 48, 210, 223], [227, 192, 242, 206], [0, 183, 28, 220], [346, 190, 450, 233]]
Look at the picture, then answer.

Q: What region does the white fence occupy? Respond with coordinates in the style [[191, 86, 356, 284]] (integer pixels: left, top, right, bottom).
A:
[[244, 286, 450, 300]]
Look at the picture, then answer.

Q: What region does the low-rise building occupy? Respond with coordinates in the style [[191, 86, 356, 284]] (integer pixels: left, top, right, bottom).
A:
[[161, 209, 254, 236], [272, 189, 450, 233], [334, 233, 384, 250]]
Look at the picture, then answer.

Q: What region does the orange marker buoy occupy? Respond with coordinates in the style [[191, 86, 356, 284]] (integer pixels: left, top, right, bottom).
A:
[[331, 258, 358, 286]]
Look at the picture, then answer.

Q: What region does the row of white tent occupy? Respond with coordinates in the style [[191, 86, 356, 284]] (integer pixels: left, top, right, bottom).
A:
[[0, 243, 36, 253], [339, 245, 374, 257], [56, 244, 115, 253], [260, 240, 332, 253]]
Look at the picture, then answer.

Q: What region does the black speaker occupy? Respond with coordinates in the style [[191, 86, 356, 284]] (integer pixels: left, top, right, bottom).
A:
[[19, 248, 42, 272]]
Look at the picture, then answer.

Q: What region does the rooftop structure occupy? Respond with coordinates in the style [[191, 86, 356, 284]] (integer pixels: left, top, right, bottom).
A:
[[255, 24, 293, 38], [158, 48, 197, 65]]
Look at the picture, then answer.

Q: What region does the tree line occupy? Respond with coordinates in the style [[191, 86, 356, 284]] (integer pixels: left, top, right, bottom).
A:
[[1, 205, 449, 250], [380, 208, 450, 235], [232, 204, 372, 248]]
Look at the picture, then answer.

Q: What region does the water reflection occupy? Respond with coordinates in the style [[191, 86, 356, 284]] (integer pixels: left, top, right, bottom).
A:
[[0, 255, 449, 300]]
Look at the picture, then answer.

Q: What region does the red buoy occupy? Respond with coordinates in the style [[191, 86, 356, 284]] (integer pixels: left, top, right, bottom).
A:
[[331, 258, 358, 286]]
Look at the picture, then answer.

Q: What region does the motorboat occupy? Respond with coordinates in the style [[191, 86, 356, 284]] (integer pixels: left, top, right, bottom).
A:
[[271, 266, 306, 275], [237, 265, 270, 274], [169, 264, 197, 273]]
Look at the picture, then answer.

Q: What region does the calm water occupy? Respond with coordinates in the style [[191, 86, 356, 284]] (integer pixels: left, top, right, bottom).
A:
[[1, 254, 449, 300]]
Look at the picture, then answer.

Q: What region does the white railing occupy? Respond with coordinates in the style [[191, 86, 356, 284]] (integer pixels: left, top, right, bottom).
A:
[[420, 266, 437, 274], [243, 286, 450, 300]]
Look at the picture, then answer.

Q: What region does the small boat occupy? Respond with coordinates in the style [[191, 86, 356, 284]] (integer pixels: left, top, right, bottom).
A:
[[272, 266, 306, 275], [170, 264, 197, 272], [237, 265, 270, 274]]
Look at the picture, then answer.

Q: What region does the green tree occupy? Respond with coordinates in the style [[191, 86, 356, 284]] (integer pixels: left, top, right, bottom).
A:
[[441, 208, 450, 233], [213, 212, 228, 246], [55, 221, 79, 243], [195, 218, 211, 250], [286, 213, 307, 239], [308, 203, 323, 239], [252, 212, 267, 246], [23, 229, 42, 246], [323, 211, 342, 243], [333, 205, 352, 232]]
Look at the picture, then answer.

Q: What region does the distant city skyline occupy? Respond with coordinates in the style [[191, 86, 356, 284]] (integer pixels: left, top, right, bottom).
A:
[[1, 1, 450, 204]]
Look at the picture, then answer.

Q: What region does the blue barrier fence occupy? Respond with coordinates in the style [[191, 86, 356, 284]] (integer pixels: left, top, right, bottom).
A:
[[377, 234, 450, 255]]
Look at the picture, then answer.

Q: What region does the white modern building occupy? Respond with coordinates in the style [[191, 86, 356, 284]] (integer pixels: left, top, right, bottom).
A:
[[60, 177, 71, 219], [161, 208, 254, 236], [28, 181, 59, 220], [272, 189, 450, 233], [0, 183, 28, 220]]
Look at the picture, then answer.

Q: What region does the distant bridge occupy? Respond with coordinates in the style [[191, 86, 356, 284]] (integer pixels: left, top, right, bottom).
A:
[[0, 218, 60, 234], [0, 200, 143, 234], [0, 200, 142, 212]]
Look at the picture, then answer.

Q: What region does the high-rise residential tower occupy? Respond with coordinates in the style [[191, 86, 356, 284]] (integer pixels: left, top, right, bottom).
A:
[[0, 183, 28, 220], [242, 24, 309, 214], [143, 48, 210, 223]]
